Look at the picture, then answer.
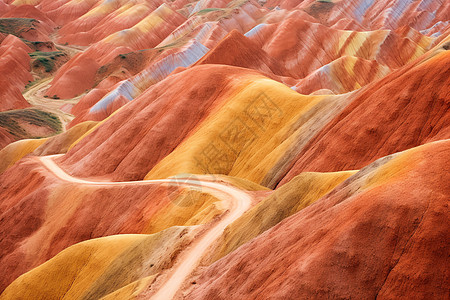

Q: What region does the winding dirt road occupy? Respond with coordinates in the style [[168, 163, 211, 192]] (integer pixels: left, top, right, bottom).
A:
[[22, 38, 88, 129], [39, 155, 252, 299], [23, 78, 81, 128]]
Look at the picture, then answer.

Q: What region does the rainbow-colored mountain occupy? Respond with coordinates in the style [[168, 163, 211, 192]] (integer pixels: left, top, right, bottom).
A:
[[0, 0, 449, 299]]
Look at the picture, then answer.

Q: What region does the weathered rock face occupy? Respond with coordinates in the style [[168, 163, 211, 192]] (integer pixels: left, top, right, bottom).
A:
[[0, 0, 449, 298]]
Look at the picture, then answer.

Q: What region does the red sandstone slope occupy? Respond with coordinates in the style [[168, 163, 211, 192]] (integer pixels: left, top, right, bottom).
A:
[[0, 35, 32, 111], [195, 29, 293, 78], [0, 128, 14, 149], [266, 0, 450, 32], [280, 49, 450, 186], [57, 65, 264, 181], [294, 55, 391, 94], [248, 17, 434, 77], [57, 0, 166, 46], [0, 155, 205, 291], [0, 16, 52, 42], [45, 4, 187, 99], [187, 140, 450, 299], [0, 0, 449, 298], [2, 5, 56, 29], [32, 0, 102, 26], [66, 41, 207, 127]]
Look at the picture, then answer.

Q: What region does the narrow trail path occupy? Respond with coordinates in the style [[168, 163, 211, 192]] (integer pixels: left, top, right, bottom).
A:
[[23, 78, 82, 129], [39, 155, 252, 300], [23, 39, 88, 129]]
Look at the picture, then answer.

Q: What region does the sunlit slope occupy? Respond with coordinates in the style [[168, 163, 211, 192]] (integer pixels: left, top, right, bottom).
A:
[[0, 156, 228, 291], [195, 29, 292, 78], [33, 120, 98, 155], [57, 66, 287, 181], [0, 138, 48, 172], [264, 0, 449, 33], [281, 48, 450, 185], [57, 0, 166, 45], [0, 108, 62, 152], [0, 0, 448, 298], [187, 139, 450, 299], [212, 170, 356, 261], [144, 74, 349, 185], [294, 55, 391, 94], [247, 18, 434, 77], [0, 121, 97, 173], [45, 3, 186, 99], [0, 227, 197, 300], [0, 35, 32, 111], [58, 56, 447, 189]]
